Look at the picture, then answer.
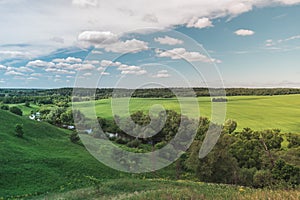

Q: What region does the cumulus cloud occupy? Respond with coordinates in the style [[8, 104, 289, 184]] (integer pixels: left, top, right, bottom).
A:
[[98, 59, 146, 75], [0, 65, 7, 70], [234, 29, 255, 36], [152, 70, 170, 78], [27, 60, 55, 68], [156, 48, 221, 63], [27, 77, 39, 80], [4, 70, 24, 76], [16, 66, 34, 73], [78, 31, 119, 45], [83, 72, 92, 76], [105, 39, 148, 53], [78, 31, 148, 53], [1, 0, 300, 52], [187, 17, 213, 29], [118, 64, 147, 75], [31, 73, 43, 77], [154, 36, 184, 45], [0, 50, 30, 61], [52, 57, 82, 63]]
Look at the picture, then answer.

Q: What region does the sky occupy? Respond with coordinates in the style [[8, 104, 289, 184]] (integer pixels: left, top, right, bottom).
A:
[[0, 0, 300, 88]]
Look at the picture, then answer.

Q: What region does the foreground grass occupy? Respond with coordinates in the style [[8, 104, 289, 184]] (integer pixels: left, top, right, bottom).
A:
[[39, 179, 300, 200], [74, 95, 300, 133], [0, 110, 125, 198]]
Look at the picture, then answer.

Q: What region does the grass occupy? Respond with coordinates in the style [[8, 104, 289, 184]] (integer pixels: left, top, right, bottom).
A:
[[75, 95, 300, 134], [38, 178, 300, 200], [0, 109, 125, 199]]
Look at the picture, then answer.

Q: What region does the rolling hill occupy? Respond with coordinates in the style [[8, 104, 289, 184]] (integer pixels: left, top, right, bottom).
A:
[[0, 109, 122, 199]]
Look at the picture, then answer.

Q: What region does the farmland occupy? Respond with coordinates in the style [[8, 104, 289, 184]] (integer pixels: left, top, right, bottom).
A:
[[75, 94, 300, 134]]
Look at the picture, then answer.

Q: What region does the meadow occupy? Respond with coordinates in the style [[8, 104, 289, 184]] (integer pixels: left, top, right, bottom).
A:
[[75, 95, 300, 134]]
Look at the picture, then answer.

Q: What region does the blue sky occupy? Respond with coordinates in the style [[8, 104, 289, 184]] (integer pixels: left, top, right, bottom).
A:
[[0, 0, 300, 88]]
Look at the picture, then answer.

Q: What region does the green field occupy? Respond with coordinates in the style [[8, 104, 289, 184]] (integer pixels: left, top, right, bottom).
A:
[[75, 95, 300, 134], [0, 109, 125, 199]]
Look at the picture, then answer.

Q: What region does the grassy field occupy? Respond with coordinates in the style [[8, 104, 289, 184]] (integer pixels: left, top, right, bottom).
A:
[[40, 179, 300, 200], [75, 95, 300, 133], [0, 109, 125, 199]]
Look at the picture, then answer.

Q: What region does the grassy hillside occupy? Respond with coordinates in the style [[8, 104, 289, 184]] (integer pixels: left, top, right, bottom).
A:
[[40, 179, 300, 200], [75, 95, 300, 133], [0, 110, 124, 199]]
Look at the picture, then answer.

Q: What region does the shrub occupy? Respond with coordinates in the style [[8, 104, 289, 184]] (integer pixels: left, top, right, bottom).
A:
[[0, 104, 9, 110], [115, 137, 129, 145], [15, 124, 24, 138], [9, 106, 23, 116], [24, 101, 30, 107], [127, 139, 141, 148], [253, 170, 275, 188], [70, 132, 80, 143]]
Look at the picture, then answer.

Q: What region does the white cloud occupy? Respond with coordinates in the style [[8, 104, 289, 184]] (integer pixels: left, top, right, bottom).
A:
[[187, 17, 213, 29], [234, 29, 255, 36], [105, 39, 148, 53], [4, 70, 24, 76], [78, 31, 119, 46], [16, 66, 34, 73], [0, 65, 7, 70], [31, 73, 42, 77], [27, 60, 55, 68], [1, 0, 300, 53], [45, 68, 76, 75], [276, 0, 300, 5], [118, 64, 147, 75], [72, 0, 99, 7], [73, 63, 96, 71], [52, 57, 82, 63], [27, 77, 38, 80], [152, 70, 170, 78], [156, 48, 221, 63], [100, 60, 121, 67], [83, 72, 92, 76], [284, 34, 300, 42], [78, 31, 149, 53], [100, 72, 110, 75], [154, 36, 184, 45]]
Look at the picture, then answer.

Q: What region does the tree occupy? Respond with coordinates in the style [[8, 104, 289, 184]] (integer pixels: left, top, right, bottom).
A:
[[24, 101, 30, 107], [70, 132, 80, 144], [0, 104, 9, 110], [9, 106, 22, 116], [15, 124, 24, 138], [223, 119, 237, 134]]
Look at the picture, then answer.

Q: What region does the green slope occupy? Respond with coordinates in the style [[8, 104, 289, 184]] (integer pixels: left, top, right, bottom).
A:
[[0, 110, 122, 199]]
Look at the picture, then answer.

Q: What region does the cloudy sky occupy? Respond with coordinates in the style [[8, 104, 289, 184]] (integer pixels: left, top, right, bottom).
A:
[[0, 0, 300, 88]]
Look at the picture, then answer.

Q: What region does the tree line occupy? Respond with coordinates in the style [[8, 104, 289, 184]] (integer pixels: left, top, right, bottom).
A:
[[91, 111, 300, 189], [1, 87, 300, 104]]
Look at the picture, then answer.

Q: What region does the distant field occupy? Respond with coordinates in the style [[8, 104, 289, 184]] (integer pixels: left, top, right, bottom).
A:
[[75, 95, 300, 134]]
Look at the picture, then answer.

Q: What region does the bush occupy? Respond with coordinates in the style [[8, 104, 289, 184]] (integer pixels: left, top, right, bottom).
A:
[[253, 170, 275, 188], [127, 139, 141, 148], [15, 124, 24, 138], [70, 132, 80, 143], [9, 106, 23, 116], [24, 101, 30, 107], [0, 104, 9, 110], [115, 137, 129, 145]]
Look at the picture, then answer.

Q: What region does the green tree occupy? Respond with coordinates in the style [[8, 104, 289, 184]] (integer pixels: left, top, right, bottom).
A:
[[70, 132, 80, 144], [15, 124, 24, 138], [0, 104, 9, 110], [9, 106, 22, 116], [223, 119, 237, 134]]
